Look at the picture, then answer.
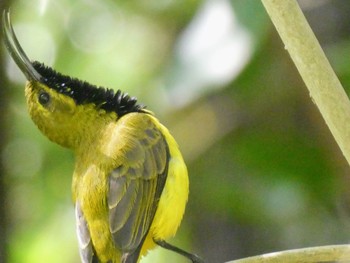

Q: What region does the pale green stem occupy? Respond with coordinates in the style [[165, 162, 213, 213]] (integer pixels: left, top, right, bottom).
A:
[[223, 1, 350, 262], [260, 0, 350, 165], [225, 245, 350, 263]]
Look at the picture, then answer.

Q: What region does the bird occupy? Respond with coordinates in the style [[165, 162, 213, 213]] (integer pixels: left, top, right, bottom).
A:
[[2, 10, 203, 263]]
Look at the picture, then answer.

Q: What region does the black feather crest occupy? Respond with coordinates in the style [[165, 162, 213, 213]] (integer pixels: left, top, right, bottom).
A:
[[32, 61, 146, 117]]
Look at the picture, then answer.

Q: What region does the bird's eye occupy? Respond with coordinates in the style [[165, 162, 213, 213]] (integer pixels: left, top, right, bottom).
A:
[[38, 91, 50, 106]]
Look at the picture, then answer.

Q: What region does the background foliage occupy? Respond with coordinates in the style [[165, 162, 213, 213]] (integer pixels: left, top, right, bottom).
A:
[[1, 0, 350, 262]]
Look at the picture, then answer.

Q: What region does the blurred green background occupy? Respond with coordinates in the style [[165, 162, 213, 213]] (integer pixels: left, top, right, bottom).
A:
[[1, 0, 350, 262]]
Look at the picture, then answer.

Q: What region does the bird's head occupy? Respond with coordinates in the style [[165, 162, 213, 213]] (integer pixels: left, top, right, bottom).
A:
[[3, 10, 145, 149]]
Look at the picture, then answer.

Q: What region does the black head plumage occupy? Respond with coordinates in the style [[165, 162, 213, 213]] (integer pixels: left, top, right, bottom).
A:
[[32, 62, 145, 117]]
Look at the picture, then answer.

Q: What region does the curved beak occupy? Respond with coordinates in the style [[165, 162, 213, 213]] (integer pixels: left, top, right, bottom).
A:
[[2, 9, 42, 81]]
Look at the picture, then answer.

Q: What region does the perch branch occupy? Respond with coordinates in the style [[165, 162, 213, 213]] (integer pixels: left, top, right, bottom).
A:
[[225, 245, 350, 263]]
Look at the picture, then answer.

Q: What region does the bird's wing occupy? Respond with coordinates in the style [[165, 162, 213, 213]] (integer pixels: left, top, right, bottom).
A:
[[107, 113, 169, 262], [75, 201, 98, 263]]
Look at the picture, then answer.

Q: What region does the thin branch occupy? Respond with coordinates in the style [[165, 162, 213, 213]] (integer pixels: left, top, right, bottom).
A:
[[225, 245, 350, 263], [261, 0, 350, 165]]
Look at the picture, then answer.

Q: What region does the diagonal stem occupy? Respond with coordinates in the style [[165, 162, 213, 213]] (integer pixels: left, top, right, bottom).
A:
[[261, 0, 350, 166]]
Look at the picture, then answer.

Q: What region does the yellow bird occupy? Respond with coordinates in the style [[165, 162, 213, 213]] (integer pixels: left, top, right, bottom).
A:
[[3, 10, 202, 263]]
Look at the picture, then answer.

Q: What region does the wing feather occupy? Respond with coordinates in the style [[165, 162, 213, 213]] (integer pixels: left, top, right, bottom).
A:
[[109, 178, 138, 233], [143, 148, 157, 179], [112, 180, 142, 250], [124, 139, 145, 168], [152, 138, 167, 174], [107, 114, 169, 262], [75, 202, 94, 263], [108, 172, 128, 209]]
